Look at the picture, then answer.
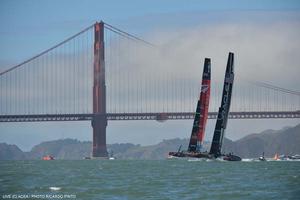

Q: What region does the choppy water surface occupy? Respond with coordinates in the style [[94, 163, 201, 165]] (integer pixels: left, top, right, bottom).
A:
[[0, 160, 299, 200]]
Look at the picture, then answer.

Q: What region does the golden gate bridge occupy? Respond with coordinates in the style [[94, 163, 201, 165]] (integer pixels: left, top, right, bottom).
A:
[[0, 21, 299, 157]]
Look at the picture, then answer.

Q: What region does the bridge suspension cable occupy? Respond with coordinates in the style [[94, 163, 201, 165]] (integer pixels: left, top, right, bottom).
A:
[[0, 23, 95, 115], [0, 24, 94, 76], [103, 22, 155, 47], [0, 21, 299, 119], [251, 81, 300, 96]]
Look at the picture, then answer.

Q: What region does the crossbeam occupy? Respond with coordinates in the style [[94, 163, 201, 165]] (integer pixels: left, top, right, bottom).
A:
[[0, 111, 299, 122]]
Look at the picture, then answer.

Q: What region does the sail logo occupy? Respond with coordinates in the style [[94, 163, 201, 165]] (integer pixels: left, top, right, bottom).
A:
[[225, 74, 234, 83], [203, 72, 210, 77], [201, 85, 209, 93]]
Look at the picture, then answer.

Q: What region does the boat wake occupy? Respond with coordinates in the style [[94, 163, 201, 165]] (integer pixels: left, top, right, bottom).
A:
[[241, 158, 300, 162], [49, 187, 61, 191], [186, 157, 231, 162], [242, 158, 257, 162], [187, 158, 211, 162], [187, 158, 300, 162]]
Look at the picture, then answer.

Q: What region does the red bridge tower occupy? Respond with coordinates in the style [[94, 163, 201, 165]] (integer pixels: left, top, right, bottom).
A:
[[92, 21, 108, 158]]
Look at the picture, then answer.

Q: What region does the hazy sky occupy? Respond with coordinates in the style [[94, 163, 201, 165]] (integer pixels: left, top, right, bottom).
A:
[[0, 0, 300, 151]]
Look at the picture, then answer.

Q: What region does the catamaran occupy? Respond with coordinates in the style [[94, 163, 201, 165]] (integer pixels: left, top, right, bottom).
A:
[[168, 57, 212, 159], [168, 52, 241, 161], [209, 52, 241, 161]]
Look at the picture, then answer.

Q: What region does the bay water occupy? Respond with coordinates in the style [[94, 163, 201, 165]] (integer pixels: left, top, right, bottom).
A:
[[1, 160, 299, 200]]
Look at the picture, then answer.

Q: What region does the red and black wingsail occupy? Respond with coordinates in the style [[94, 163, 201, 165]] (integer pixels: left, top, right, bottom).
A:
[[188, 58, 211, 152]]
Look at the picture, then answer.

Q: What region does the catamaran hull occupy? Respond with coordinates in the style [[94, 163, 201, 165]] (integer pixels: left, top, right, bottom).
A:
[[168, 151, 213, 159], [222, 154, 242, 161], [168, 152, 241, 161]]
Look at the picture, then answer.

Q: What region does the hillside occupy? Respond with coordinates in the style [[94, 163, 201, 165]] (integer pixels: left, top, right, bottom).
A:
[[0, 143, 25, 160], [26, 139, 92, 160], [223, 124, 300, 158], [24, 139, 140, 160], [0, 124, 299, 160]]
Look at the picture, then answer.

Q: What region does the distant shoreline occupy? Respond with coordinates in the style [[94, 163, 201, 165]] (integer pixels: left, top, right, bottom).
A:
[[1, 123, 299, 160]]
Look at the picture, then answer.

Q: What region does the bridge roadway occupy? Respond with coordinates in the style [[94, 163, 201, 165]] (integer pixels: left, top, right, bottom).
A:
[[0, 111, 299, 122]]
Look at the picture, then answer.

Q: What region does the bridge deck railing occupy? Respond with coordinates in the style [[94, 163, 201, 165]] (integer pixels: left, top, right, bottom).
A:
[[0, 111, 299, 122]]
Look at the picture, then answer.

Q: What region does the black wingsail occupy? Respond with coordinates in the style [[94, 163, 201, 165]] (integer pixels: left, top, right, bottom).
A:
[[187, 99, 202, 152], [209, 52, 234, 157]]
